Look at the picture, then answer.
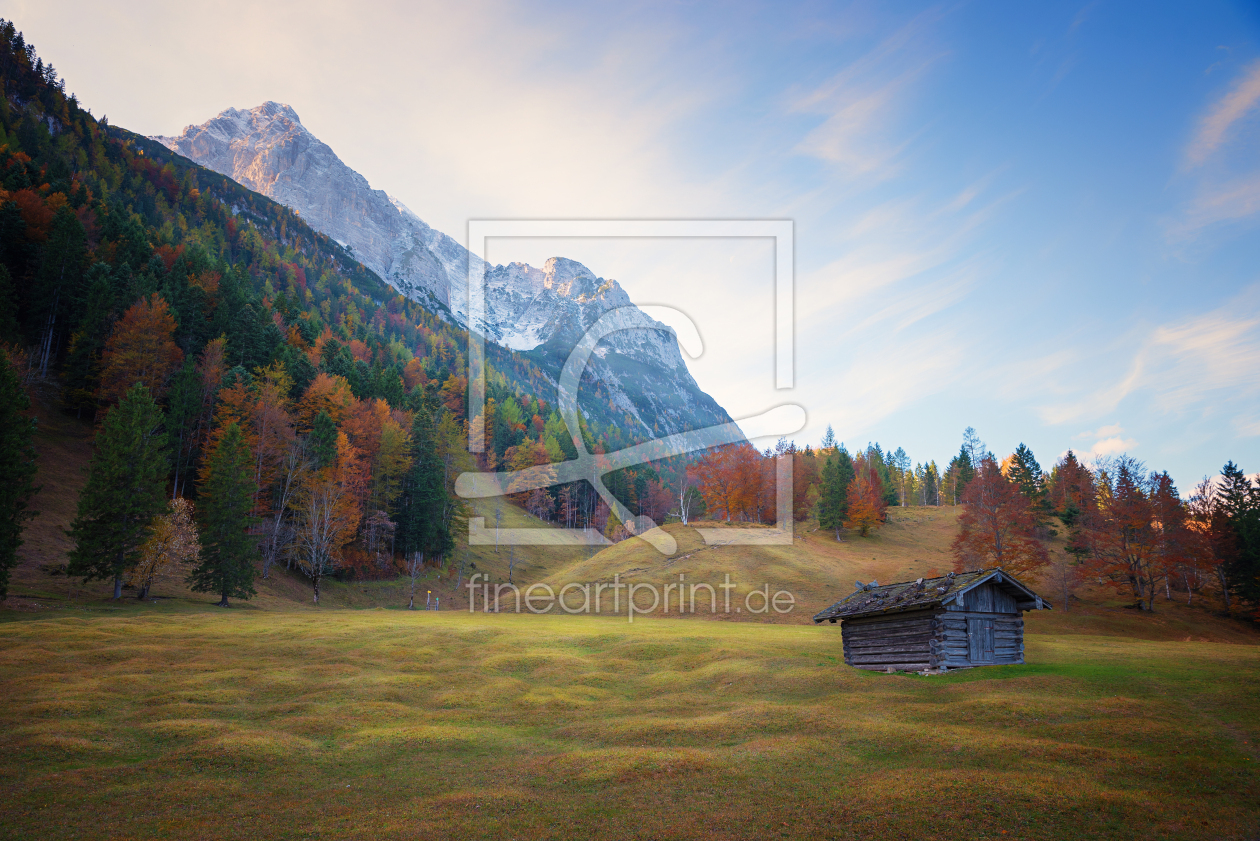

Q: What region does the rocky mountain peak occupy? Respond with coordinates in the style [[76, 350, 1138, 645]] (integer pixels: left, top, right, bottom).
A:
[[154, 105, 733, 439], [542, 256, 607, 300], [213, 101, 305, 136]]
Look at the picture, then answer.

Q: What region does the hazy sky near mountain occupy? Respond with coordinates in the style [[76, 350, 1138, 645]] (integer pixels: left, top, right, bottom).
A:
[[11, 0, 1260, 487]]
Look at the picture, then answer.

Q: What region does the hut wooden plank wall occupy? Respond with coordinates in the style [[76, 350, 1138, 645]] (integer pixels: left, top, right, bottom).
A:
[[812, 569, 1050, 673]]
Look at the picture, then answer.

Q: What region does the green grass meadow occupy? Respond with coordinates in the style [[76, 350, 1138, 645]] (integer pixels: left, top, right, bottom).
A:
[[1, 608, 1257, 840]]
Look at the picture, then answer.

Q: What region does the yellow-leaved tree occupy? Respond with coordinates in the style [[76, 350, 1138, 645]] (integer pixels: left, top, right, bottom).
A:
[[128, 497, 200, 600]]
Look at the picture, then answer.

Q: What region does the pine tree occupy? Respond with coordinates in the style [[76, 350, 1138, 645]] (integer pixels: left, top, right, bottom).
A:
[[61, 265, 114, 418], [309, 409, 337, 468], [189, 421, 257, 606], [864, 444, 899, 507], [1217, 461, 1260, 606], [920, 461, 940, 506], [0, 348, 38, 599], [818, 447, 855, 540], [396, 405, 452, 607], [165, 360, 202, 499], [0, 264, 19, 344], [889, 446, 911, 507], [944, 445, 974, 505], [1047, 450, 1092, 530], [67, 383, 169, 598], [1009, 444, 1044, 501]]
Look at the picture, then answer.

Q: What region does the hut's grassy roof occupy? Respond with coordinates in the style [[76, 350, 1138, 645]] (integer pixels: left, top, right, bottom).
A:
[[811, 568, 1046, 623]]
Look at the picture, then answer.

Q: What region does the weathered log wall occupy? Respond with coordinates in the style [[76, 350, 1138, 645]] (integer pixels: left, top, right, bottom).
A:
[[840, 610, 935, 671], [841, 605, 1025, 671]]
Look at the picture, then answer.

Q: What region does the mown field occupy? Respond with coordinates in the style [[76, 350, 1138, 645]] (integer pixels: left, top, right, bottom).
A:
[[1, 609, 1257, 841]]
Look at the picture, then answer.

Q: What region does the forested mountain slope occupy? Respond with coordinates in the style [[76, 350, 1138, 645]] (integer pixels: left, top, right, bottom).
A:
[[0, 19, 712, 603]]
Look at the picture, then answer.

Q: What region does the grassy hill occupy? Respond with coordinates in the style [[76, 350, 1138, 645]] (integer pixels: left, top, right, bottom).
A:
[[529, 511, 965, 624]]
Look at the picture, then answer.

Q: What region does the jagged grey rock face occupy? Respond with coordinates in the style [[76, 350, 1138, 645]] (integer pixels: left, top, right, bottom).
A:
[[155, 103, 731, 438], [154, 102, 465, 314]]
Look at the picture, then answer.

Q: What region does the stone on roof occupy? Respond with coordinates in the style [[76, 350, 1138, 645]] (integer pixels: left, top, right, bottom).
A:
[[811, 568, 1049, 623]]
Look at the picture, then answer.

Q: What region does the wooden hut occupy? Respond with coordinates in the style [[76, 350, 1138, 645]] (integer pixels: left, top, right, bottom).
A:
[[812, 568, 1051, 672]]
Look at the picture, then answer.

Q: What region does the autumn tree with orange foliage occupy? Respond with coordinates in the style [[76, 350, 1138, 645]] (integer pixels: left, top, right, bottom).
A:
[[952, 455, 1049, 576], [690, 444, 779, 524], [97, 294, 184, 407], [792, 445, 820, 522], [440, 374, 467, 418], [402, 358, 427, 391], [692, 445, 740, 521], [291, 432, 366, 603], [297, 372, 356, 429], [844, 453, 887, 536]]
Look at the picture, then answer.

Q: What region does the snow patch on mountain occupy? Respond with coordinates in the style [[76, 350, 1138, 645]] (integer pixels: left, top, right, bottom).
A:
[[154, 103, 730, 438]]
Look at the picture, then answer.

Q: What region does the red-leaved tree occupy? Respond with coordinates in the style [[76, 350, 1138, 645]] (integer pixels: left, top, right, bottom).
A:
[[952, 455, 1049, 576]]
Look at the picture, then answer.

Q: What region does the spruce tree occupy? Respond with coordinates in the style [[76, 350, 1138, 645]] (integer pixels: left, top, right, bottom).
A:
[[189, 422, 257, 607], [67, 383, 169, 598], [396, 407, 452, 563], [818, 448, 855, 540], [922, 461, 939, 506], [0, 348, 38, 599], [955, 445, 975, 490], [0, 264, 20, 343], [1010, 443, 1049, 525], [309, 410, 337, 469], [1218, 461, 1260, 605], [165, 360, 201, 499], [945, 446, 975, 506], [1009, 444, 1045, 500]]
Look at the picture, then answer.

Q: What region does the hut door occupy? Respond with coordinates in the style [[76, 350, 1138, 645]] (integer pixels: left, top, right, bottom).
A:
[[967, 618, 995, 663]]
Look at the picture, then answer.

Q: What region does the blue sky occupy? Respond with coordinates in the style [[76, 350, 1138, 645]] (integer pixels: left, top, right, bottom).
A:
[[11, 0, 1260, 489]]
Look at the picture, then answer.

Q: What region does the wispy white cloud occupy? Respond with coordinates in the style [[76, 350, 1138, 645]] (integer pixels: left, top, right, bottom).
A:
[[809, 330, 966, 444], [1039, 287, 1260, 425], [800, 174, 1013, 328], [1170, 59, 1260, 238], [1233, 417, 1260, 438], [1186, 58, 1260, 168], [1075, 423, 1124, 440], [788, 8, 946, 179], [1083, 435, 1138, 458], [1174, 171, 1260, 234]]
